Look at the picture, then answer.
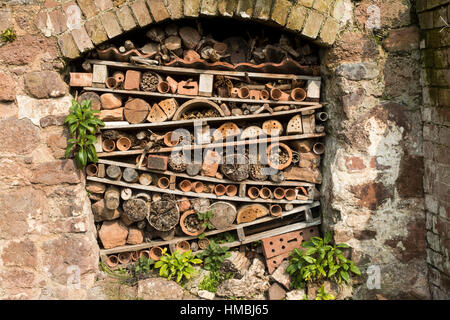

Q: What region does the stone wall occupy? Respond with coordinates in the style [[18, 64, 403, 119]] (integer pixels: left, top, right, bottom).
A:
[[417, 0, 450, 300], [0, 0, 444, 299]]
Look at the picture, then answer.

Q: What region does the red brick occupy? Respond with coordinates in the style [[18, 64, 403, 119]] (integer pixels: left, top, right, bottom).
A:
[[71, 26, 94, 52], [124, 70, 141, 90], [69, 72, 93, 87], [262, 227, 319, 259], [130, 0, 153, 27], [95, 0, 113, 11], [201, 150, 220, 177], [147, 155, 168, 171], [345, 156, 366, 171], [383, 26, 419, 52]]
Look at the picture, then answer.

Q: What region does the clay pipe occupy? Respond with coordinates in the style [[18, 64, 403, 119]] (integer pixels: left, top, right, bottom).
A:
[[248, 186, 260, 199], [178, 179, 192, 192], [149, 246, 163, 261], [313, 142, 325, 155], [116, 137, 131, 151], [139, 250, 150, 259], [259, 187, 272, 199], [176, 240, 191, 253], [106, 255, 119, 268], [157, 81, 170, 93], [85, 163, 98, 176], [157, 176, 170, 189], [260, 89, 270, 100], [290, 88, 307, 101], [113, 71, 125, 84], [230, 87, 240, 98], [285, 188, 297, 201], [214, 184, 227, 196], [130, 251, 139, 262], [105, 77, 119, 89], [270, 204, 282, 217], [238, 87, 250, 99], [192, 181, 204, 193], [316, 112, 329, 122], [273, 187, 286, 200], [102, 139, 116, 152], [225, 185, 238, 197], [118, 252, 131, 264], [270, 88, 289, 101]]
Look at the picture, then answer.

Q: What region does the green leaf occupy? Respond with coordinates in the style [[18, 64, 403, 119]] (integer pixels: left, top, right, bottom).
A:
[[324, 231, 333, 244], [303, 256, 315, 264], [340, 270, 350, 284], [65, 143, 74, 159], [337, 243, 350, 248], [349, 264, 361, 275], [305, 248, 317, 256]]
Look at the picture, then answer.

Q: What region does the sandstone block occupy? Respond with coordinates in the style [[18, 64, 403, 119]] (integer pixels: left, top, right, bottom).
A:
[[100, 93, 122, 110], [166, 0, 183, 19], [85, 17, 109, 45], [131, 0, 153, 26], [116, 5, 136, 31], [0, 72, 16, 102], [147, 0, 170, 22], [301, 10, 325, 39], [271, 0, 291, 25], [100, 11, 122, 39], [25, 71, 67, 99], [98, 220, 129, 249], [71, 26, 94, 52], [184, 0, 201, 17], [57, 32, 80, 59], [383, 26, 420, 52], [236, 0, 253, 18], [286, 4, 307, 31], [253, 0, 272, 20], [201, 0, 218, 16], [127, 227, 144, 245], [318, 17, 340, 46]]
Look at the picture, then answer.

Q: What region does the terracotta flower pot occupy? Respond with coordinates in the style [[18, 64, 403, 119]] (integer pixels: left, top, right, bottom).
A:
[[214, 184, 226, 196], [118, 252, 131, 264], [106, 255, 119, 268], [273, 187, 286, 200], [290, 88, 307, 101], [270, 204, 282, 217], [260, 89, 270, 100], [313, 142, 325, 155], [86, 163, 98, 176], [130, 251, 139, 262], [238, 87, 250, 99], [259, 187, 272, 199], [116, 137, 131, 151], [178, 196, 191, 212], [105, 77, 119, 89], [226, 184, 238, 197], [248, 186, 260, 199], [193, 181, 204, 193], [179, 179, 192, 192], [163, 131, 179, 147], [179, 210, 206, 236], [270, 88, 289, 101], [139, 250, 150, 259], [198, 237, 210, 250], [149, 246, 163, 261], [285, 188, 297, 201], [102, 139, 116, 152], [176, 240, 191, 253], [157, 176, 170, 189], [267, 143, 293, 170], [157, 81, 170, 93]]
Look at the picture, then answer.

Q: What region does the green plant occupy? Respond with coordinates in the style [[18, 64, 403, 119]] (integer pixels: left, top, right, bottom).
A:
[[213, 232, 236, 244], [315, 285, 335, 300], [65, 99, 104, 168], [1, 27, 16, 43], [199, 271, 233, 293], [196, 210, 214, 230], [197, 240, 231, 272], [99, 261, 132, 282], [154, 248, 202, 283], [286, 231, 361, 289]]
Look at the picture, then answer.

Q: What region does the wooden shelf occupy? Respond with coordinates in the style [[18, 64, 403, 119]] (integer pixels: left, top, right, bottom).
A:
[[86, 59, 322, 82], [87, 176, 313, 205], [99, 104, 323, 131], [99, 203, 320, 255], [97, 132, 326, 157], [95, 159, 316, 187]]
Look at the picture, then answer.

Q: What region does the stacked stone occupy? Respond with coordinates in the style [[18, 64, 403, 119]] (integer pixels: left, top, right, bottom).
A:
[[417, 0, 450, 300]]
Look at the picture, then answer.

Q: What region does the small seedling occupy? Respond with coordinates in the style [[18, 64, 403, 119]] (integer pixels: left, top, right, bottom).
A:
[[1, 27, 16, 43]]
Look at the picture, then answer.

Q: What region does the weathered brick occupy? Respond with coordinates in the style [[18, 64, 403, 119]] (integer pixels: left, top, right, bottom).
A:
[[116, 5, 136, 31], [253, 0, 272, 20], [95, 0, 113, 11], [71, 26, 94, 52], [131, 0, 153, 27], [439, 88, 450, 107], [84, 17, 108, 45], [166, 0, 183, 19], [271, 0, 291, 26], [313, 0, 333, 13], [331, 0, 345, 21], [147, 0, 170, 22], [298, 0, 313, 7], [432, 69, 450, 86], [63, 2, 84, 30], [218, 0, 237, 16], [301, 10, 325, 39], [434, 49, 448, 68], [236, 0, 254, 18], [49, 8, 67, 34], [318, 17, 339, 45], [383, 26, 420, 52], [100, 11, 122, 39], [201, 0, 218, 15], [286, 4, 307, 31], [57, 32, 80, 59], [76, 0, 99, 18], [422, 49, 435, 68], [184, 0, 201, 17], [434, 6, 448, 28]]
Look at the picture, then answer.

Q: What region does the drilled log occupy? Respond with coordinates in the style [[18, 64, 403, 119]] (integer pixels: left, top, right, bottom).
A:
[[91, 199, 120, 222], [123, 167, 139, 183], [106, 165, 122, 179], [124, 98, 150, 124], [139, 173, 153, 186], [104, 186, 120, 210], [121, 188, 132, 200], [123, 198, 149, 222], [209, 202, 237, 230]]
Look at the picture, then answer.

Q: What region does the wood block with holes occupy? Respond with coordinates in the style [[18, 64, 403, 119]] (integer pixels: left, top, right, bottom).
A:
[[261, 226, 320, 259], [266, 252, 290, 274], [147, 103, 168, 123], [158, 98, 178, 120], [286, 115, 303, 135], [212, 122, 240, 141], [301, 110, 315, 134], [262, 120, 284, 136]]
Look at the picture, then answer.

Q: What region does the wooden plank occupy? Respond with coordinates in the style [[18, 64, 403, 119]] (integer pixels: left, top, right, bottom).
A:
[[307, 80, 321, 99], [96, 159, 315, 187], [86, 176, 314, 205], [236, 227, 245, 241], [100, 203, 320, 255], [100, 105, 322, 130], [84, 86, 320, 106], [86, 59, 322, 81], [97, 132, 326, 157]]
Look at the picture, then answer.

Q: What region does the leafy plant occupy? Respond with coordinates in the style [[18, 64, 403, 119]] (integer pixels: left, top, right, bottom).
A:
[[196, 240, 231, 272], [213, 232, 236, 244], [1, 27, 16, 43], [196, 210, 215, 230], [315, 285, 335, 300], [199, 271, 234, 293], [286, 231, 361, 289], [65, 99, 104, 168], [154, 248, 202, 283], [99, 261, 131, 282]]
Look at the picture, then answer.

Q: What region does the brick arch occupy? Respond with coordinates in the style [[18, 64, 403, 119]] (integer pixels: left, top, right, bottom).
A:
[[37, 0, 344, 60]]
